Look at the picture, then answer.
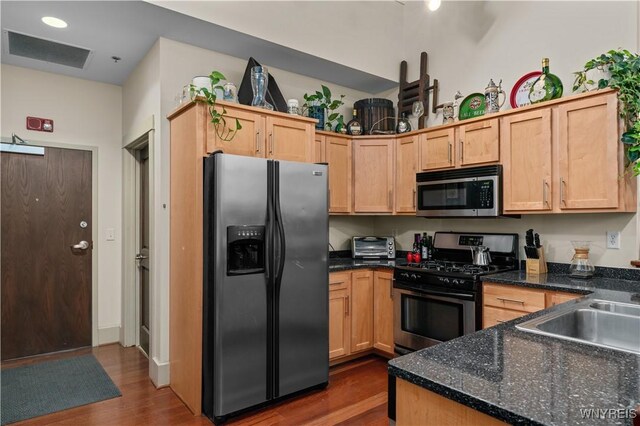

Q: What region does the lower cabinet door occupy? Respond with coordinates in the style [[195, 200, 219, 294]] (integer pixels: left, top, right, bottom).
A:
[[350, 270, 374, 353], [373, 270, 394, 355], [329, 273, 351, 360]]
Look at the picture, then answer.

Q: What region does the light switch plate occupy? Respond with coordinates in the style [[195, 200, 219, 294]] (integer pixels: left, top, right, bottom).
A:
[[606, 231, 620, 249], [106, 228, 116, 241]]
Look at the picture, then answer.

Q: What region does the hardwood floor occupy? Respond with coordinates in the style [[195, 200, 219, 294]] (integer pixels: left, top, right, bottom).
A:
[[2, 344, 390, 425]]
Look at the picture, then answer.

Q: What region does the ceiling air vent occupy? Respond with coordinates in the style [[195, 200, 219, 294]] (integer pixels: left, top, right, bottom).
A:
[[4, 30, 93, 69]]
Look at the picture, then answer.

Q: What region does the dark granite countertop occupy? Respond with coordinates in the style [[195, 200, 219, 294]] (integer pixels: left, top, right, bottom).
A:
[[389, 273, 640, 425], [329, 257, 403, 272]]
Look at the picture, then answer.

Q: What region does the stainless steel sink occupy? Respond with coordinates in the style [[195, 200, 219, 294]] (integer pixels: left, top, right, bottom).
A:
[[589, 300, 640, 317], [516, 304, 640, 354]]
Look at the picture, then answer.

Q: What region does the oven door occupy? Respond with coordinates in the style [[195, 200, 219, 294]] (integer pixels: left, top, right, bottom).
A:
[[416, 176, 499, 217], [394, 286, 476, 352]]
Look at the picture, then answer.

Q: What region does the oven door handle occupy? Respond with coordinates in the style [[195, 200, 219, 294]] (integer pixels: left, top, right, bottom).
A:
[[394, 286, 475, 301]]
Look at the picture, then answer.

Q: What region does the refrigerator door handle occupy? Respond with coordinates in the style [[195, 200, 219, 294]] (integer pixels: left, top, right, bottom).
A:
[[274, 162, 287, 284]]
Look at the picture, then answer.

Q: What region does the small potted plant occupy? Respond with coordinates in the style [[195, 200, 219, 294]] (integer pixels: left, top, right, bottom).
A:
[[191, 71, 242, 141], [302, 85, 346, 132], [573, 49, 640, 174]]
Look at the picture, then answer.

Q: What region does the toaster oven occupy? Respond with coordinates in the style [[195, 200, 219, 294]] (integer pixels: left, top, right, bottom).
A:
[[352, 236, 396, 259]]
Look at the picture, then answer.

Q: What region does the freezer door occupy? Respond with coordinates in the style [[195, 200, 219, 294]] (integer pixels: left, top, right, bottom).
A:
[[203, 154, 270, 418], [274, 160, 329, 397]]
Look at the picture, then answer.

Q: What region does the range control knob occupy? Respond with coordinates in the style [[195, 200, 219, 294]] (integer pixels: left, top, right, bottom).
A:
[[410, 274, 418, 280]]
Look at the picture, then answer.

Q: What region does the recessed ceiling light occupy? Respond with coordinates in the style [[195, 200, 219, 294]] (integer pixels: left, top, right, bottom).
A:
[[41, 16, 68, 29], [428, 0, 441, 11]]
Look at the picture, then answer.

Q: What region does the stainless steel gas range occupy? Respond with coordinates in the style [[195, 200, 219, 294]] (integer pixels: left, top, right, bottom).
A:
[[393, 232, 519, 354]]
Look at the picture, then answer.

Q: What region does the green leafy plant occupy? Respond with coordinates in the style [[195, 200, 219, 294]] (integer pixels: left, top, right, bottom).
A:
[[302, 85, 346, 132], [573, 49, 640, 174], [190, 71, 242, 141]]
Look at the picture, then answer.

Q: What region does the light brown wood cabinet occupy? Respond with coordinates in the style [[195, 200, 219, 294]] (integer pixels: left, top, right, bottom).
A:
[[266, 116, 313, 162], [203, 100, 314, 162], [329, 272, 351, 360], [419, 128, 455, 171], [353, 138, 395, 213], [501, 109, 553, 212], [329, 269, 394, 363], [557, 93, 619, 210], [373, 270, 394, 355], [350, 270, 374, 353], [482, 282, 582, 328], [395, 135, 419, 213], [326, 135, 352, 213], [313, 133, 326, 163], [207, 105, 265, 157], [458, 118, 500, 166]]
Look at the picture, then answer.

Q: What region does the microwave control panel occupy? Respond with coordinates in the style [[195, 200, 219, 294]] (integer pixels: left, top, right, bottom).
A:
[[478, 180, 494, 208]]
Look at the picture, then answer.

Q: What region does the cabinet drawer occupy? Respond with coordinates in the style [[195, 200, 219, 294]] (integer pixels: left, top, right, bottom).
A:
[[330, 272, 350, 290], [546, 291, 581, 308], [483, 306, 528, 328], [483, 283, 545, 313]]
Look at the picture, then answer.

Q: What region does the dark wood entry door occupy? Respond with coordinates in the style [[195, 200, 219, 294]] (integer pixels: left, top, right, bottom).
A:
[[138, 146, 150, 355], [1, 146, 92, 360]]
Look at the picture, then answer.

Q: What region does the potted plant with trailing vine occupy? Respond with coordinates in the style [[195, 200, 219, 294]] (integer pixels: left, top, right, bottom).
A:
[[190, 71, 242, 141], [573, 49, 640, 174], [302, 85, 346, 132]]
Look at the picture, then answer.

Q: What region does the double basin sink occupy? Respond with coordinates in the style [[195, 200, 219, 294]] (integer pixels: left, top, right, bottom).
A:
[[516, 300, 640, 354]]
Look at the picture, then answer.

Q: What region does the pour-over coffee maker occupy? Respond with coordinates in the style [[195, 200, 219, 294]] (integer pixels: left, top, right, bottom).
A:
[[569, 241, 596, 278]]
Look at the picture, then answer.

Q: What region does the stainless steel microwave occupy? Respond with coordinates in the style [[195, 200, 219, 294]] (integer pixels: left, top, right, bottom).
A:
[[416, 165, 504, 217]]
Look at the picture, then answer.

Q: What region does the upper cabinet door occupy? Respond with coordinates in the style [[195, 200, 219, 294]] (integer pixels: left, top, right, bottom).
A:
[[326, 136, 352, 214], [502, 109, 552, 212], [395, 135, 419, 213], [419, 128, 454, 171], [558, 93, 619, 209], [459, 119, 500, 166], [353, 139, 395, 213], [313, 134, 326, 163], [266, 116, 313, 162], [206, 105, 265, 157]]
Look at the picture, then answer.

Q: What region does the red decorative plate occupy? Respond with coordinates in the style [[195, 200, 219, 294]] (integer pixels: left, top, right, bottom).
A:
[[510, 71, 542, 108]]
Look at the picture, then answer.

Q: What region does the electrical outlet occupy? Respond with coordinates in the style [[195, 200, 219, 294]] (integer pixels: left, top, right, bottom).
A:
[[606, 231, 621, 249]]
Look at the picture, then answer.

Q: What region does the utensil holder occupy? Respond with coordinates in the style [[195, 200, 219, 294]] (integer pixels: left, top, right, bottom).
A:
[[526, 247, 548, 275]]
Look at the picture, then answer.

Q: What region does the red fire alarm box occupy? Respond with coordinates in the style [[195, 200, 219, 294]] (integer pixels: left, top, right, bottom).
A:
[[26, 116, 54, 132]]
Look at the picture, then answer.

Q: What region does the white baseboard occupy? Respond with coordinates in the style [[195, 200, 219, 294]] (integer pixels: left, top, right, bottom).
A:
[[97, 326, 121, 345], [149, 356, 170, 388]]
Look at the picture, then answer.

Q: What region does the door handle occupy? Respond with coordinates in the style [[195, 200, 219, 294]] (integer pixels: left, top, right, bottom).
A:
[[413, 188, 416, 208], [388, 190, 393, 209], [71, 240, 89, 250], [560, 178, 566, 205], [269, 133, 274, 155], [345, 296, 350, 316], [459, 140, 464, 163], [255, 130, 261, 153], [135, 253, 148, 261], [543, 179, 550, 207], [448, 143, 452, 164]]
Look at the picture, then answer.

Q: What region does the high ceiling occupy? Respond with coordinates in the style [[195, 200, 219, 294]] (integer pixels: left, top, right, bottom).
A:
[[0, 1, 396, 92]]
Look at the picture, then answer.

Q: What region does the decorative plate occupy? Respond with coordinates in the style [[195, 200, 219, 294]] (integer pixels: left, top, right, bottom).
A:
[[458, 93, 486, 120], [510, 71, 542, 108]]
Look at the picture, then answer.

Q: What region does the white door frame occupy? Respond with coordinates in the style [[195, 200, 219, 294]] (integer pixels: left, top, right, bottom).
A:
[[0, 137, 99, 346], [121, 117, 155, 349]]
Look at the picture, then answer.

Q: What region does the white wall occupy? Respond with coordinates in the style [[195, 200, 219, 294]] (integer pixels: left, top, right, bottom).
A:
[[1, 64, 123, 337], [401, 1, 639, 127], [121, 41, 168, 384], [374, 215, 637, 268], [329, 216, 376, 251], [148, 0, 404, 82]]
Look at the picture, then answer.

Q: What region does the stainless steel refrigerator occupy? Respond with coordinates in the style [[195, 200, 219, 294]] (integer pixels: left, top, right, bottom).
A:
[[202, 153, 329, 423]]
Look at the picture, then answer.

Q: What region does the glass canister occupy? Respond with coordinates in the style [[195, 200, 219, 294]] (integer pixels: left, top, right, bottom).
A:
[[569, 241, 596, 278], [250, 66, 274, 110]]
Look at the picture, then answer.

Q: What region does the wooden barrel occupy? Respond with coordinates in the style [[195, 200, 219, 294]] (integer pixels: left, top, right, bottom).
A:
[[354, 98, 395, 135]]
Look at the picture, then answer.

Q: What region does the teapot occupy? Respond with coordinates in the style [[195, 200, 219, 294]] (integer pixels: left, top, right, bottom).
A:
[[470, 245, 492, 266]]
